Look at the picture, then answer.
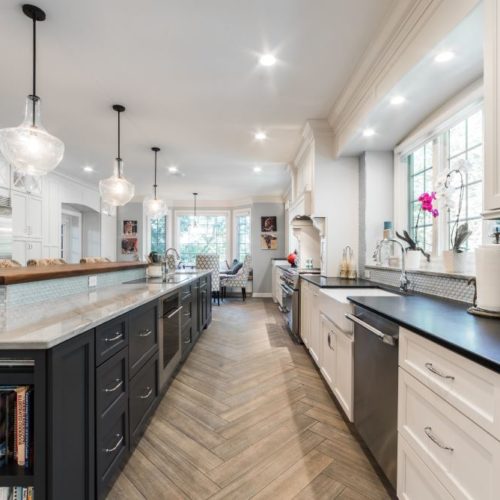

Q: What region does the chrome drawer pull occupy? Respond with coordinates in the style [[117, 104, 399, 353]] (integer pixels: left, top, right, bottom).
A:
[[103, 379, 123, 393], [139, 387, 153, 399], [424, 426, 454, 452], [184, 338, 192, 344], [425, 363, 455, 380], [104, 332, 123, 343], [103, 433, 123, 453], [138, 328, 152, 337], [167, 305, 183, 319], [184, 312, 191, 317], [327, 331, 335, 350]]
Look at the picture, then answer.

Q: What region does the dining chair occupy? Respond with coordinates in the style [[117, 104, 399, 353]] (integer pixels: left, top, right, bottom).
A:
[[221, 255, 252, 301], [195, 254, 221, 305]]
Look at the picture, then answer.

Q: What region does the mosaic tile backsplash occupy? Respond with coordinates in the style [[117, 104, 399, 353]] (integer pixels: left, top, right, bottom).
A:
[[0, 268, 146, 308], [366, 266, 474, 304]]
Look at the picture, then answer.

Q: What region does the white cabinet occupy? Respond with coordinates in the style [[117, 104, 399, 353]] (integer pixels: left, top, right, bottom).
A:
[[12, 191, 42, 240], [333, 325, 353, 420], [319, 314, 336, 389], [308, 284, 321, 364], [13, 240, 42, 266], [272, 261, 288, 305], [484, 0, 500, 216], [300, 281, 311, 348]]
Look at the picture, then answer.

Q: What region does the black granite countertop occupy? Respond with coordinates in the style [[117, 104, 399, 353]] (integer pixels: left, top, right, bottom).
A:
[[300, 275, 375, 288], [348, 295, 500, 373]]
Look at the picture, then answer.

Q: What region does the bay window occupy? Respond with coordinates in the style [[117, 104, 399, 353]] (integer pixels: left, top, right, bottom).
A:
[[234, 210, 251, 262]]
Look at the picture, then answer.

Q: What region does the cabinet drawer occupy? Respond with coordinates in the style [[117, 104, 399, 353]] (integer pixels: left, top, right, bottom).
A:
[[400, 328, 500, 440], [398, 434, 453, 500], [129, 301, 158, 377], [181, 284, 193, 303], [97, 401, 128, 498], [130, 354, 158, 444], [96, 315, 128, 366], [398, 369, 500, 500], [96, 347, 128, 417], [181, 300, 192, 328]]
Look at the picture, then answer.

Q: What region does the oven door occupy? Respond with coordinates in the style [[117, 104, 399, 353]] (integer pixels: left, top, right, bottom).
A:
[[280, 281, 295, 328]]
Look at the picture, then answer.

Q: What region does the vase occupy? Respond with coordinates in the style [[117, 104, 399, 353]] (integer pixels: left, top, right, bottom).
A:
[[405, 250, 421, 270], [442, 250, 467, 274]]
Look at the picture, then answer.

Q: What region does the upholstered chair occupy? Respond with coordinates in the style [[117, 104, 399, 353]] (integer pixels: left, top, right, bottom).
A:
[[195, 254, 221, 305], [221, 255, 252, 301]]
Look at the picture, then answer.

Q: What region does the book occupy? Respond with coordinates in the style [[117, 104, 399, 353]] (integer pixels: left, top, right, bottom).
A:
[[15, 387, 27, 467], [0, 393, 6, 467], [24, 389, 33, 469]]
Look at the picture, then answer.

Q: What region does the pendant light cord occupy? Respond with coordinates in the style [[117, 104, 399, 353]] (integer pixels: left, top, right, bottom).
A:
[[117, 109, 121, 160], [153, 149, 158, 199], [32, 16, 37, 127]]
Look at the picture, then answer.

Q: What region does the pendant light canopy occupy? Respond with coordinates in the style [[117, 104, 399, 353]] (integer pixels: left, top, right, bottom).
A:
[[99, 105, 135, 207], [0, 4, 64, 176], [143, 147, 166, 219]]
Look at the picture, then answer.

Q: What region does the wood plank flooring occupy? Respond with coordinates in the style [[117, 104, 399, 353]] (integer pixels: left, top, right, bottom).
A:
[[107, 298, 390, 500]]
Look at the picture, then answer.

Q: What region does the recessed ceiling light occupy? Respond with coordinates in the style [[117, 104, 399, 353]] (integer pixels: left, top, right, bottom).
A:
[[363, 128, 375, 137], [259, 54, 276, 67], [434, 51, 455, 63], [253, 166, 262, 173], [254, 131, 267, 141], [83, 165, 93, 172], [390, 95, 406, 105], [168, 165, 178, 173]]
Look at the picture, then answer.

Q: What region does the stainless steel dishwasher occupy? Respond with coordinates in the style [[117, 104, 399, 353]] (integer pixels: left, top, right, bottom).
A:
[[346, 305, 399, 490]]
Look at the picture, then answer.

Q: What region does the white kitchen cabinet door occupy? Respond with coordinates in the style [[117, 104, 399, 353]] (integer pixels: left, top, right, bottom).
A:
[[12, 239, 27, 265], [12, 191, 28, 239], [484, 0, 500, 216], [333, 327, 354, 421], [308, 284, 321, 365], [26, 240, 42, 262], [27, 196, 42, 239], [319, 314, 336, 390], [300, 282, 311, 347]]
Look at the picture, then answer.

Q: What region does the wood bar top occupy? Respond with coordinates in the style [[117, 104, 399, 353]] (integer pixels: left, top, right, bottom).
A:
[[0, 262, 147, 285]]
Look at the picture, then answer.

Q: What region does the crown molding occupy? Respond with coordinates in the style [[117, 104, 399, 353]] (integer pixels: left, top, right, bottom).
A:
[[328, 0, 480, 157], [294, 119, 333, 166]]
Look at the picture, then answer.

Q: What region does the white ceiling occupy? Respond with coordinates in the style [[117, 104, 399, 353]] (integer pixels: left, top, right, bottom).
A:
[[341, 3, 484, 156], [0, 0, 394, 201]]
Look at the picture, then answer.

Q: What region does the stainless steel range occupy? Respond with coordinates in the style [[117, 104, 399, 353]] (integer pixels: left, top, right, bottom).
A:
[[280, 267, 320, 343]]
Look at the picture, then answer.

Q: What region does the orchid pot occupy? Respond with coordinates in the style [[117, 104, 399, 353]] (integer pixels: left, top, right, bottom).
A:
[[442, 250, 467, 274], [405, 249, 421, 270]]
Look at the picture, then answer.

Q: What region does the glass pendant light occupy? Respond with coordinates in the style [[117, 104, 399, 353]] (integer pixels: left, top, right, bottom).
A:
[[189, 192, 204, 239], [99, 105, 135, 207], [143, 147, 166, 219], [0, 5, 64, 176]]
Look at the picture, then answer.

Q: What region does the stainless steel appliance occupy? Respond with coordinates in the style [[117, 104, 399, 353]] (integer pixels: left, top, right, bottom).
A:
[[346, 306, 399, 490], [158, 293, 182, 389], [0, 196, 12, 259], [280, 268, 320, 343]]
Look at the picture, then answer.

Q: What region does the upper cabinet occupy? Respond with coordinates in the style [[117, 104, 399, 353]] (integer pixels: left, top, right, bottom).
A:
[[12, 191, 42, 240], [484, 0, 500, 217]]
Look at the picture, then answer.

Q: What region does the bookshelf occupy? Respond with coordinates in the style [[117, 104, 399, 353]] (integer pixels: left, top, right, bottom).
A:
[[0, 351, 46, 500]]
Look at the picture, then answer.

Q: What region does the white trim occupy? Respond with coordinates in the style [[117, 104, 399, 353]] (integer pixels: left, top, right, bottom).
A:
[[232, 208, 252, 262], [252, 292, 272, 298]]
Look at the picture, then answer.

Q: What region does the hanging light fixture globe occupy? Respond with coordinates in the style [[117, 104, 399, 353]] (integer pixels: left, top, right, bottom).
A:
[[143, 147, 166, 219], [188, 192, 204, 238], [99, 105, 135, 207], [0, 5, 64, 176]]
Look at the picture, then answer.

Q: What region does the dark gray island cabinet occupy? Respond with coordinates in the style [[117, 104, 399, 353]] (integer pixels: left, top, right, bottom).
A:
[[0, 274, 212, 500]]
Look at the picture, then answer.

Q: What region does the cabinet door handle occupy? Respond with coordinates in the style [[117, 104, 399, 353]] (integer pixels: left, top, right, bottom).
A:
[[103, 332, 123, 343], [424, 426, 454, 452], [425, 363, 455, 380], [327, 331, 335, 350], [103, 433, 124, 453], [167, 305, 183, 319], [138, 386, 153, 399], [184, 337, 192, 344], [138, 328, 152, 337], [183, 312, 191, 317], [103, 378, 123, 393]]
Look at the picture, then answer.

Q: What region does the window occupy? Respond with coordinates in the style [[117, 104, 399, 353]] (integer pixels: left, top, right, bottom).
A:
[[177, 213, 228, 265], [408, 140, 434, 253], [150, 216, 167, 254], [235, 212, 251, 262], [406, 106, 484, 255], [446, 109, 483, 250]]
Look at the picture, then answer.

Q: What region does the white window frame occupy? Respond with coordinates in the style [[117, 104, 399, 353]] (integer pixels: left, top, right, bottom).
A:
[[174, 209, 231, 265], [233, 208, 251, 262], [145, 209, 172, 255]]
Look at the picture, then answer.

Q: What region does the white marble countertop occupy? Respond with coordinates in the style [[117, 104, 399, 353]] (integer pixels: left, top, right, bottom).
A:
[[0, 272, 209, 350]]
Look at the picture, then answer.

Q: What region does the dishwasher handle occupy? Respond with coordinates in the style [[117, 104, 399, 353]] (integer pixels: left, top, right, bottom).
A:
[[345, 313, 398, 346]]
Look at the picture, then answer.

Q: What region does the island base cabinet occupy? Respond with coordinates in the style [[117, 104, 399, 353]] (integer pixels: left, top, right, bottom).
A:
[[397, 435, 453, 500], [48, 331, 95, 500]]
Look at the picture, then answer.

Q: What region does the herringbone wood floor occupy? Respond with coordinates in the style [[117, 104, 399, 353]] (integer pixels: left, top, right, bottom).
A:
[[107, 298, 390, 500]]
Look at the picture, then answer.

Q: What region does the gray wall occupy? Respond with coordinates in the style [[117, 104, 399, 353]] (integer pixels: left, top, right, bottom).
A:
[[117, 203, 144, 261], [251, 202, 285, 295]]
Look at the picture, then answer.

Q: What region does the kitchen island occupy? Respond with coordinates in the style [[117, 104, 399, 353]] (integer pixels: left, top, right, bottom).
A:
[[0, 265, 212, 500]]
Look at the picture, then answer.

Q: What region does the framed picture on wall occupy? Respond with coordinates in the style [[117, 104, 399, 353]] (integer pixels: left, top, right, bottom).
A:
[[121, 237, 138, 254], [123, 220, 138, 236], [260, 232, 278, 250], [261, 216, 277, 233]]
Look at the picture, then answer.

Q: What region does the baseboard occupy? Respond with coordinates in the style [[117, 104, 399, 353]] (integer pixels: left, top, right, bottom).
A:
[[252, 292, 273, 298]]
